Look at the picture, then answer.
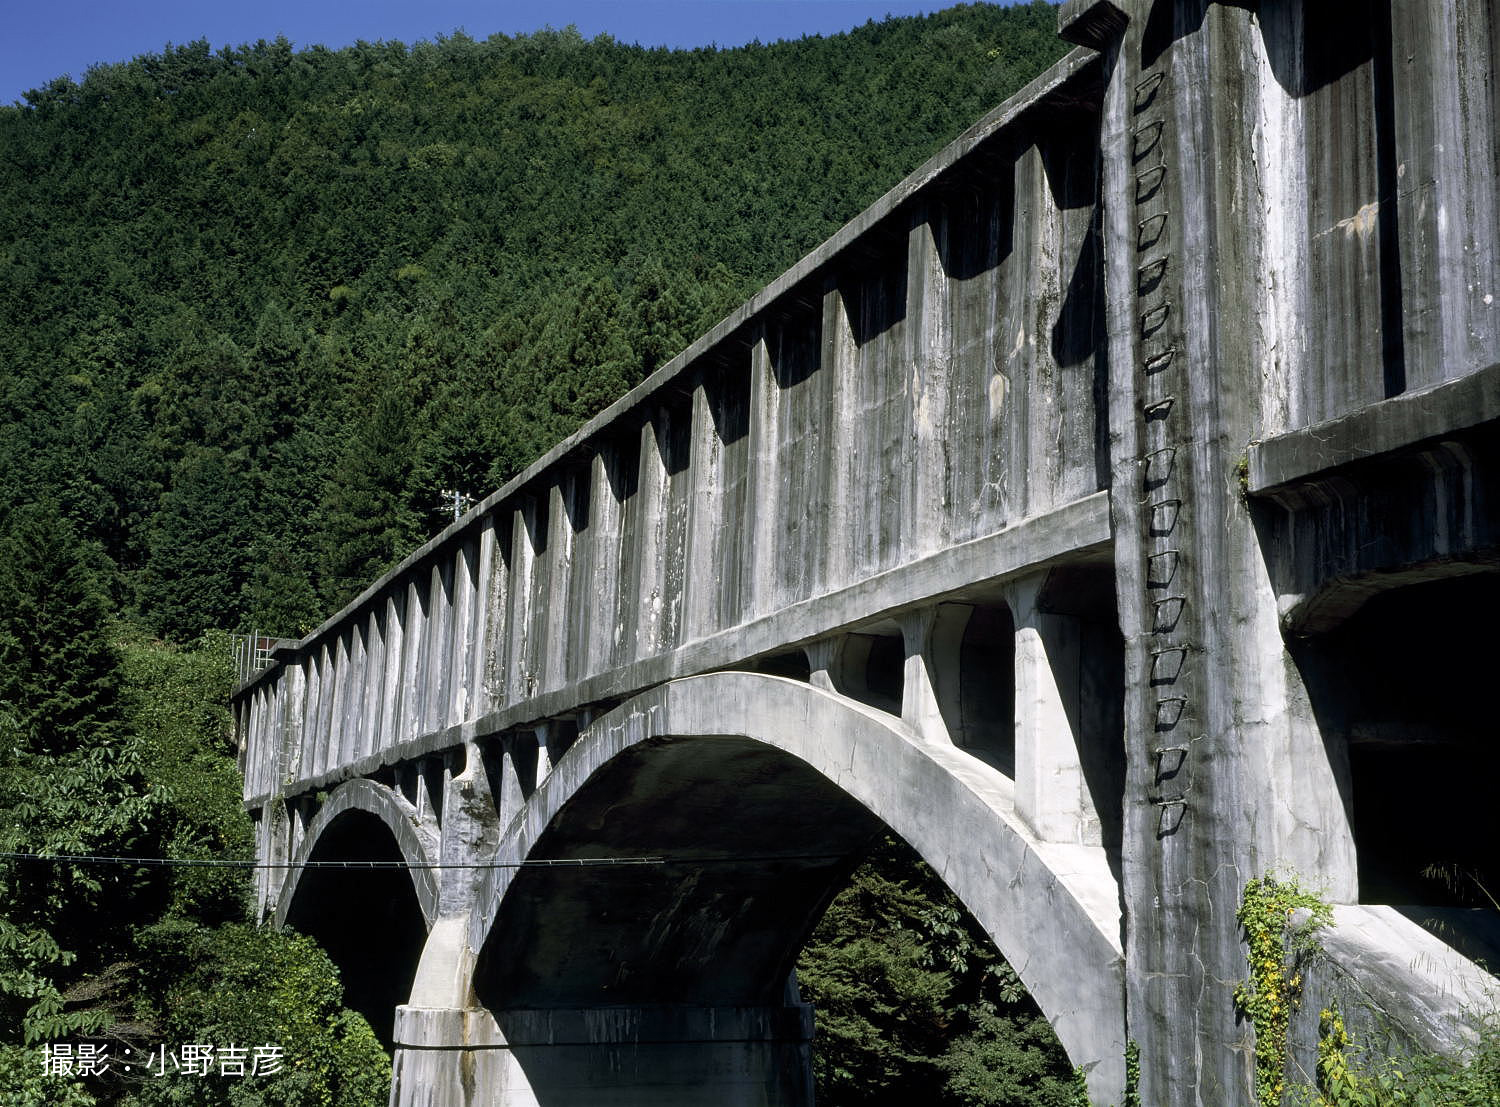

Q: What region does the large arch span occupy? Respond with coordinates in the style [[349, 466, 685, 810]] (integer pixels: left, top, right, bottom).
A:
[[447, 672, 1126, 1103]]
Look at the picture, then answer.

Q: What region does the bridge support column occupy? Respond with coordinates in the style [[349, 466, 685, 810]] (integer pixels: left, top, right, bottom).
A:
[[251, 802, 290, 922], [1005, 576, 1104, 845], [805, 636, 860, 696], [899, 608, 965, 743], [391, 1006, 535, 1107]]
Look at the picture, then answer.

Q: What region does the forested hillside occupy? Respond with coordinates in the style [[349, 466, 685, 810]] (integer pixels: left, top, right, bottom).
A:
[[1, 5, 1076, 1103], [0, 1, 1065, 639]]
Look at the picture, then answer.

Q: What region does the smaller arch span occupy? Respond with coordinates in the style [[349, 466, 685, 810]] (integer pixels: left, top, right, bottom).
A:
[[468, 672, 1126, 1100], [275, 777, 441, 930], [277, 778, 440, 1049]]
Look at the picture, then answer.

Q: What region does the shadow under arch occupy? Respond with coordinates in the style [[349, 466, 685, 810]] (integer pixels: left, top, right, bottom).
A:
[[278, 778, 438, 1049], [468, 672, 1125, 1101]]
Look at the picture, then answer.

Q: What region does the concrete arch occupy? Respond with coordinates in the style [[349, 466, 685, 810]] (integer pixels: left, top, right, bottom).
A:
[[468, 672, 1126, 1098], [275, 776, 441, 930]]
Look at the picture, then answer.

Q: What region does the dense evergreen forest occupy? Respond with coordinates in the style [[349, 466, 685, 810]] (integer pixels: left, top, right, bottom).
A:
[[0, 4, 1079, 1103]]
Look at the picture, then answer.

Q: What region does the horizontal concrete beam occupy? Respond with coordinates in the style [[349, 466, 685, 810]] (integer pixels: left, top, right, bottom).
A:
[[244, 491, 1112, 807], [1248, 362, 1500, 495]]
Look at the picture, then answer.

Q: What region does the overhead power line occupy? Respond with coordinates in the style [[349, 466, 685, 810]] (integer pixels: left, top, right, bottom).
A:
[[0, 851, 849, 871], [0, 851, 660, 870]]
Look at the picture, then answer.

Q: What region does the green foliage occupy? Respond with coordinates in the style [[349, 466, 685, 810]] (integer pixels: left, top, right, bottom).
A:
[[0, 504, 156, 1042], [0, 2, 1066, 639], [1, 585, 382, 1104], [121, 922, 390, 1107], [1289, 1006, 1500, 1107], [141, 448, 255, 640], [0, 503, 126, 756], [319, 387, 423, 609], [117, 632, 252, 924], [1235, 874, 1334, 1107], [0, 1042, 96, 1106], [797, 836, 1080, 1107]]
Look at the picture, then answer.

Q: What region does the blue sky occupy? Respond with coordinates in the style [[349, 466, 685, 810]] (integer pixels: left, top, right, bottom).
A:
[[1, 1, 1030, 107]]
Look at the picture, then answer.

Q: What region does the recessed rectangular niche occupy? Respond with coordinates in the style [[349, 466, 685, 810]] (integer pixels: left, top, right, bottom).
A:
[[706, 347, 751, 445], [841, 247, 910, 347]]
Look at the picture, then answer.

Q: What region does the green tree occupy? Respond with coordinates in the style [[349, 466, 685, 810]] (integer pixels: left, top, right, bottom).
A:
[[0, 503, 156, 1044], [123, 923, 390, 1107], [141, 448, 255, 641], [530, 274, 638, 435], [320, 388, 422, 608], [797, 836, 1080, 1107], [118, 632, 250, 927]]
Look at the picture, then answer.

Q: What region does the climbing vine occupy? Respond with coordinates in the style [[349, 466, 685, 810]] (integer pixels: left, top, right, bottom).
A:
[[1310, 1006, 1370, 1105], [1123, 1039, 1141, 1107], [1234, 874, 1332, 1106]]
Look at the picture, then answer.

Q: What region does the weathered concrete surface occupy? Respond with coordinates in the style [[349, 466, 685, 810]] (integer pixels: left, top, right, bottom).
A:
[[428, 673, 1125, 1106], [233, 3, 1500, 1103], [241, 491, 1114, 809], [1298, 906, 1500, 1062], [1249, 362, 1500, 633]]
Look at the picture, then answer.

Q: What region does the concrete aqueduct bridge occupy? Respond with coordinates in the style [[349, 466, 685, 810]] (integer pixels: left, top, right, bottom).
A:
[[235, 2, 1500, 1103]]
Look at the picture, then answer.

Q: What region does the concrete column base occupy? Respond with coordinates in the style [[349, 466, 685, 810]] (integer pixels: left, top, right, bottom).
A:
[[391, 1003, 815, 1107]]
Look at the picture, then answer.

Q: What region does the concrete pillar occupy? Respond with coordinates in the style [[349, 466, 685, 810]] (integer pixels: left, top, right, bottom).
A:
[[414, 756, 445, 830], [399, 577, 425, 742], [504, 503, 536, 703], [361, 608, 385, 762], [822, 280, 858, 593], [634, 413, 670, 659], [438, 742, 499, 917], [899, 609, 952, 742], [391, 1005, 536, 1107], [277, 662, 307, 794], [1005, 576, 1102, 846], [683, 380, 723, 642], [378, 591, 405, 753], [472, 521, 499, 718], [746, 330, 780, 617], [312, 647, 333, 782], [494, 733, 530, 822], [1088, 5, 1359, 1099], [562, 466, 595, 686], [296, 656, 317, 783], [587, 448, 624, 674], [253, 802, 291, 923], [904, 202, 953, 558], [543, 480, 574, 691], [339, 626, 363, 769], [448, 538, 478, 726], [393, 917, 538, 1107], [805, 637, 852, 695]]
